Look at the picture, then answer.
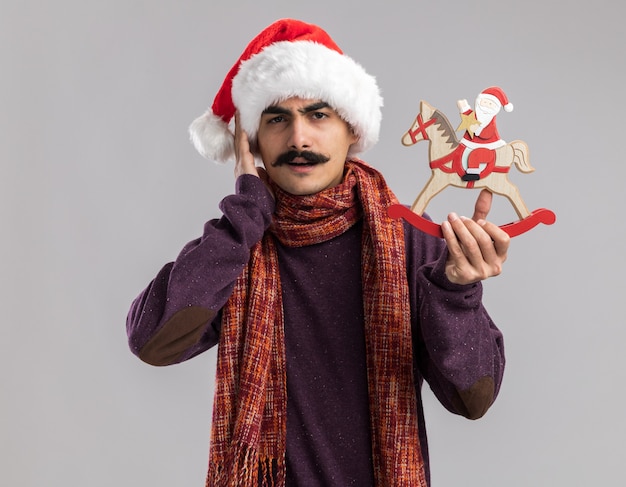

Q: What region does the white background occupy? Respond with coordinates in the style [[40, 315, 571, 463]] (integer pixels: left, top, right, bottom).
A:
[[2, 0, 624, 485]]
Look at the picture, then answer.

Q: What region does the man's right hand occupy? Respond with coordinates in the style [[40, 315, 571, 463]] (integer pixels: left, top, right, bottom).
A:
[[233, 112, 273, 199], [234, 111, 261, 179]]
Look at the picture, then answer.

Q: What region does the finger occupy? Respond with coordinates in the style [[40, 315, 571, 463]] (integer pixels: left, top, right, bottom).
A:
[[444, 213, 509, 283], [449, 214, 503, 276], [459, 217, 511, 281], [460, 216, 499, 265], [234, 112, 247, 151], [234, 112, 252, 154], [477, 219, 510, 260], [472, 189, 493, 222], [441, 216, 469, 266], [233, 112, 257, 178], [234, 111, 241, 140], [446, 215, 496, 274], [233, 111, 242, 159], [441, 227, 470, 284], [441, 218, 467, 260], [442, 214, 482, 284]]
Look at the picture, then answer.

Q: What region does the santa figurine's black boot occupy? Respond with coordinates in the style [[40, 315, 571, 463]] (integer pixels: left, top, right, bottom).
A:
[[461, 173, 480, 181]]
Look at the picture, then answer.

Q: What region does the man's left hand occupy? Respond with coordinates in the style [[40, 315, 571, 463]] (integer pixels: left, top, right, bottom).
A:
[[442, 189, 510, 285]]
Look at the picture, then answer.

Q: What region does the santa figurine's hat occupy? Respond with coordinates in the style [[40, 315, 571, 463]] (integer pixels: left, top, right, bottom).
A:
[[189, 18, 383, 163], [477, 86, 514, 113]]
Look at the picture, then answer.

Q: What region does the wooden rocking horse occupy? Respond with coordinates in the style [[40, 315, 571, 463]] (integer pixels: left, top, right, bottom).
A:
[[388, 94, 555, 238]]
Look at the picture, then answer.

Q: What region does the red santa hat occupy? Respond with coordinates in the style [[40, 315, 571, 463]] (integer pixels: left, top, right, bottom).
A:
[[189, 18, 383, 163], [477, 86, 514, 113]]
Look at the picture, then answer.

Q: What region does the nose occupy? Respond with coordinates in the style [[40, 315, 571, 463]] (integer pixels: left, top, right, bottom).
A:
[[287, 117, 311, 150]]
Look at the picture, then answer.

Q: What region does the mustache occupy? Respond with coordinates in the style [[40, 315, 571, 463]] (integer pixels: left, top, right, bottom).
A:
[[271, 150, 330, 167]]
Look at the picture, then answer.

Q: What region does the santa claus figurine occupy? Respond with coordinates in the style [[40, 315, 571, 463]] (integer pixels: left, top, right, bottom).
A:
[[457, 86, 514, 181]]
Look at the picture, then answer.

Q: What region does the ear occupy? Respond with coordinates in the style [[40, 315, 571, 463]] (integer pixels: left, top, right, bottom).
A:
[[349, 125, 359, 145], [420, 100, 435, 118]]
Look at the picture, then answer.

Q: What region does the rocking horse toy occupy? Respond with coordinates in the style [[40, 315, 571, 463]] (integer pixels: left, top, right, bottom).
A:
[[388, 86, 556, 238]]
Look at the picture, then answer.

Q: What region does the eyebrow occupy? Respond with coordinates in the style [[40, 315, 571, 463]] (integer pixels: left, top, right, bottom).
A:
[[262, 101, 331, 116]]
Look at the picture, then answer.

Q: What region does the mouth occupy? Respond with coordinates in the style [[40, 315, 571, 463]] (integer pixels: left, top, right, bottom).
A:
[[478, 106, 497, 115], [287, 160, 321, 167], [283, 160, 322, 174]]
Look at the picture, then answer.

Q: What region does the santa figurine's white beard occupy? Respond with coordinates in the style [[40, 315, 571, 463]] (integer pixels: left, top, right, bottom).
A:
[[474, 103, 500, 136]]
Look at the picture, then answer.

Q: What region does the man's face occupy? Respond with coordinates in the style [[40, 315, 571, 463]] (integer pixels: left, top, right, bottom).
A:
[[255, 97, 358, 196]]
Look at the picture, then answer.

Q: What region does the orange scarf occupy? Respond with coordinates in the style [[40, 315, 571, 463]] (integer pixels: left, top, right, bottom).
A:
[[207, 159, 427, 486]]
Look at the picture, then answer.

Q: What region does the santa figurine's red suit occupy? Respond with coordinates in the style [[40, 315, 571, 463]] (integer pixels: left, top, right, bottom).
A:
[[458, 86, 514, 181]]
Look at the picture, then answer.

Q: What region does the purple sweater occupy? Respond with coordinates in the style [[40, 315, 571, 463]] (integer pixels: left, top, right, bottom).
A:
[[127, 174, 505, 486]]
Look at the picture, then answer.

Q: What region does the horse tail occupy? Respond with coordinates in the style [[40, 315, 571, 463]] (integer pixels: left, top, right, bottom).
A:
[[510, 140, 535, 174]]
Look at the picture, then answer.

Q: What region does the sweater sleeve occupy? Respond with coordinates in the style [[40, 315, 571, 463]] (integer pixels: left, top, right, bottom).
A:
[[406, 224, 506, 420], [126, 175, 274, 366]]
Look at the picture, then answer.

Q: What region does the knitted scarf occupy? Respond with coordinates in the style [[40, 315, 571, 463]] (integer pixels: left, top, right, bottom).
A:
[[207, 159, 427, 486]]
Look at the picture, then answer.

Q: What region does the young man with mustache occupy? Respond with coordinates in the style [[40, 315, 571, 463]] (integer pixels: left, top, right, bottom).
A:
[[127, 19, 508, 487]]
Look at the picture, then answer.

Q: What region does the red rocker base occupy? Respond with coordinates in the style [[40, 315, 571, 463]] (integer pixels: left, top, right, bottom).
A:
[[387, 204, 556, 238]]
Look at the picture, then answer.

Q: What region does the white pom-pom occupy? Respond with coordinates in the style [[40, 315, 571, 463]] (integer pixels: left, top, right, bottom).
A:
[[188, 111, 235, 163]]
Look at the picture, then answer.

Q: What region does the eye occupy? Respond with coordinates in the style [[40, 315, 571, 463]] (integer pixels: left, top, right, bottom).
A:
[[267, 115, 286, 124], [311, 111, 328, 120]]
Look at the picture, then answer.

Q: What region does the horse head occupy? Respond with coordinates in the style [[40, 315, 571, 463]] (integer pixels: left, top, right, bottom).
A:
[[401, 101, 437, 146], [402, 100, 458, 151]]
